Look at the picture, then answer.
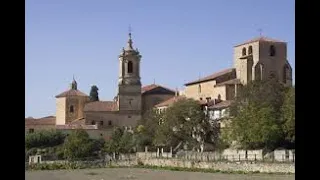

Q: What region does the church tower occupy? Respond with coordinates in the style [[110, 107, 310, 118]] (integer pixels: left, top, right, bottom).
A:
[[55, 77, 89, 125], [117, 32, 142, 113], [233, 36, 292, 86]]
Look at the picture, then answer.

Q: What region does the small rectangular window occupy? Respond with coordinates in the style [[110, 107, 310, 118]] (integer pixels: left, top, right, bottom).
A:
[[108, 120, 112, 126], [100, 121, 103, 125]]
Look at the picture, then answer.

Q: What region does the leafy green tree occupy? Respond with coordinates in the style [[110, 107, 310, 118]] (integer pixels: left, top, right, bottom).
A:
[[281, 87, 295, 146], [63, 129, 95, 160], [89, 85, 99, 102], [104, 127, 135, 154], [225, 78, 294, 151], [154, 98, 217, 151], [25, 130, 66, 150], [135, 110, 163, 150]]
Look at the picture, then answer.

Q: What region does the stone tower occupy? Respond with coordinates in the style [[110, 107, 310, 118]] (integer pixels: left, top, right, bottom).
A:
[[233, 37, 292, 86], [117, 32, 142, 113], [55, 77, 89, 125]]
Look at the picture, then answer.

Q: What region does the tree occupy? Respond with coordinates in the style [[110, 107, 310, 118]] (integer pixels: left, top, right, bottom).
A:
[[63, 129, 95, 160], [281, 87, 295, 147], [225, 78, 293, 151], [226, 103, 282, 150], [89, 85, 99, 102], [135, 110, 163, 150], [154, 98, 218, 151], [25, 130, 66, 150], [104, 127, 135, 155]]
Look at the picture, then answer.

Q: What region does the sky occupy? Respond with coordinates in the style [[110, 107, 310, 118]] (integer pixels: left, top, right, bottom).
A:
[[25, 0, 295, 118]]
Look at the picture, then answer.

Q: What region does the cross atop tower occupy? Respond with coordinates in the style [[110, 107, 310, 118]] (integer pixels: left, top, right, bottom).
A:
[[128, 24, 132, 36], [126, 25, 133, 50]]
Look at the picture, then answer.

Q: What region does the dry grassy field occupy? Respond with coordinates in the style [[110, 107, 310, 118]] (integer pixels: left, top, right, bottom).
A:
[[26, 168, 295, 180]]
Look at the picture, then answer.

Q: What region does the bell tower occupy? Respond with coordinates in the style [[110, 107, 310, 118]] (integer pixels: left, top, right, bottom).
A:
[[117, 31, 142, 113]]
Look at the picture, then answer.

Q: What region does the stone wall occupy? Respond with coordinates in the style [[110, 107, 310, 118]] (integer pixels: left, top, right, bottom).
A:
[[139, 159, 294, 173]]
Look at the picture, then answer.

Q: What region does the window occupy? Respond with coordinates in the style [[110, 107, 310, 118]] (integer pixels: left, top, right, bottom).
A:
[[269, 45, 276, 56], [248, 46, 253, 55], [100, 133, 103, 137], [69, 105, 74, 113], [199, 97, 203, 101], [108, 120, 112, 126], [206, 97, 211, 102], [198, 84, 201, 93], [217, 94, 221, 100], [100, 121, 103, 125], [128, 61, 133, 73], [283, 64, 291, 84], [91, 121, 95, 125], [29, 128, 34, 133], [128, 115, 131, 118], [242, 47, 247, 56]]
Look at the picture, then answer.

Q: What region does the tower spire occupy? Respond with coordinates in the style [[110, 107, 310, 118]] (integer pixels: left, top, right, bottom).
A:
[[126, 25, 133, 50]]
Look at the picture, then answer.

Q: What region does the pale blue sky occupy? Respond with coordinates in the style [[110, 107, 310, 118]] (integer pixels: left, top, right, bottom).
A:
[[25, 0, 295, 118]]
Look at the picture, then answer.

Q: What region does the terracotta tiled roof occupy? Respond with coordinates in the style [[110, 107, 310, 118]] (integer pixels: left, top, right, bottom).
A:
[[185, 68, 235, 86], [25, 116, 56, 126], [215, 79, 241, 87], [155, 96, 186, 107], [55, 89, 88, 98], [234, 36, 285, 47], [141, 84, 175, 94], [208, 100, 233, 109], [83, 101, 118, 112]]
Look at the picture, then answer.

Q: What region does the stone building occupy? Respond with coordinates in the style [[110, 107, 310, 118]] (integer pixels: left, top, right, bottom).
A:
[[25, 32, 176, 138], [182, 36, 293, 127], [25, 35, 293, 139]]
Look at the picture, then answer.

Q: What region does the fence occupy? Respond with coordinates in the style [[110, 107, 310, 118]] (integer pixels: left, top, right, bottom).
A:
[[138, 148, 295, 163]]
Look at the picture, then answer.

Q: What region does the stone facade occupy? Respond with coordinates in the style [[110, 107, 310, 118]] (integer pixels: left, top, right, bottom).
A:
[[26, 32, 176, 136], [183, 37, 292, 105]]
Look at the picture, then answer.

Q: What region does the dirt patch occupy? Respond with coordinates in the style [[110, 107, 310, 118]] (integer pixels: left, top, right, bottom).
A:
[[26, 168, 295, 180]]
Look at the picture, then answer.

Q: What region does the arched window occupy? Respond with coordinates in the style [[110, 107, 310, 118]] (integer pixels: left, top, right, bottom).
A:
[[254, 63, 264, 80], [91, 121, 95, 125], [283, 64, 292, 83], [128, 61, 133, 73], [248, 46, 253, 55], [242, 47, 247, 56], [269, 45, 276, 56], [69, 105, 74, 113], [217, 94, 221, 100]]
